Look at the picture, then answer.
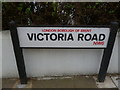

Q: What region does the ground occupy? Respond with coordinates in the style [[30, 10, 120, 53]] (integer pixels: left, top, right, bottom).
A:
[[1, 75, 120, 89]]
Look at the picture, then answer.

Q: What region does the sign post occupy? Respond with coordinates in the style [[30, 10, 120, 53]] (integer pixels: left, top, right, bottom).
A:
[[9, 21, 27, 84], [9, 21, 118, 84], [98, 22, 119, 82]]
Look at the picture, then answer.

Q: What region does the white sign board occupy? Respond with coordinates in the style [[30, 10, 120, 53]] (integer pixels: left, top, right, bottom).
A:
[[17, 27, 110, 48]]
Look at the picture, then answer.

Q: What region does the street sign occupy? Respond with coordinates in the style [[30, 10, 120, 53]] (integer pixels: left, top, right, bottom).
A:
[[9, 21, 118, 84], [17, 27, 110, 48]]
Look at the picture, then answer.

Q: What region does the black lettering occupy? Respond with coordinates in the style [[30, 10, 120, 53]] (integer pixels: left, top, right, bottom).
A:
[[50, 33, 57, 41], [67, 34, 74, 41], [44, 33, 49, 41], [91, 34, 97, 41], [99, 34, 105, 41], [85, 34, 91, 41], [58, 33, 64, 41], [65, 33, 67, 41], [27, 33, 33, 41], [34, 33, 37, 41], [78, 34, 84, 41], [37, 33, 44, 41]]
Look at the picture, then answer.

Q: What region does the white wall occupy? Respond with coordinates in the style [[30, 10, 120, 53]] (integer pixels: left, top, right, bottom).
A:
[[0, 30, 119, 78], [118, 32, 120, 73], [0, 32, 2, 78], [0, 33, 2, 78], [0, 31, 2, 90]]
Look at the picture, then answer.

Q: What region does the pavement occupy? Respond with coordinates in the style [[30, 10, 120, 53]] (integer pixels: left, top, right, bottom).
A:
[[1, 75, 120, 89]]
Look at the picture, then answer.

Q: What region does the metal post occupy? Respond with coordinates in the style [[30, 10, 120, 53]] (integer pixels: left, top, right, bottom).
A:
[[9, 21, 27, 84], [98, 22, 119, 82]]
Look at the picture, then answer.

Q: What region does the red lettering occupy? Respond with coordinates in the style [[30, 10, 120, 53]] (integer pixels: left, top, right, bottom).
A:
[[93, 41, 104, 45]]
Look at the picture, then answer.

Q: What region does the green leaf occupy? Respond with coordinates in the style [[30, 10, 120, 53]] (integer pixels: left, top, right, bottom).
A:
[[95, 2, 100, 5], [52, 12, 55, 16], [25, 8, 31, 14], [108, 10, 115, 14], [52, 2, 58, 12], [17, 7, 22, 11], [19, 3, 23, 7]]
